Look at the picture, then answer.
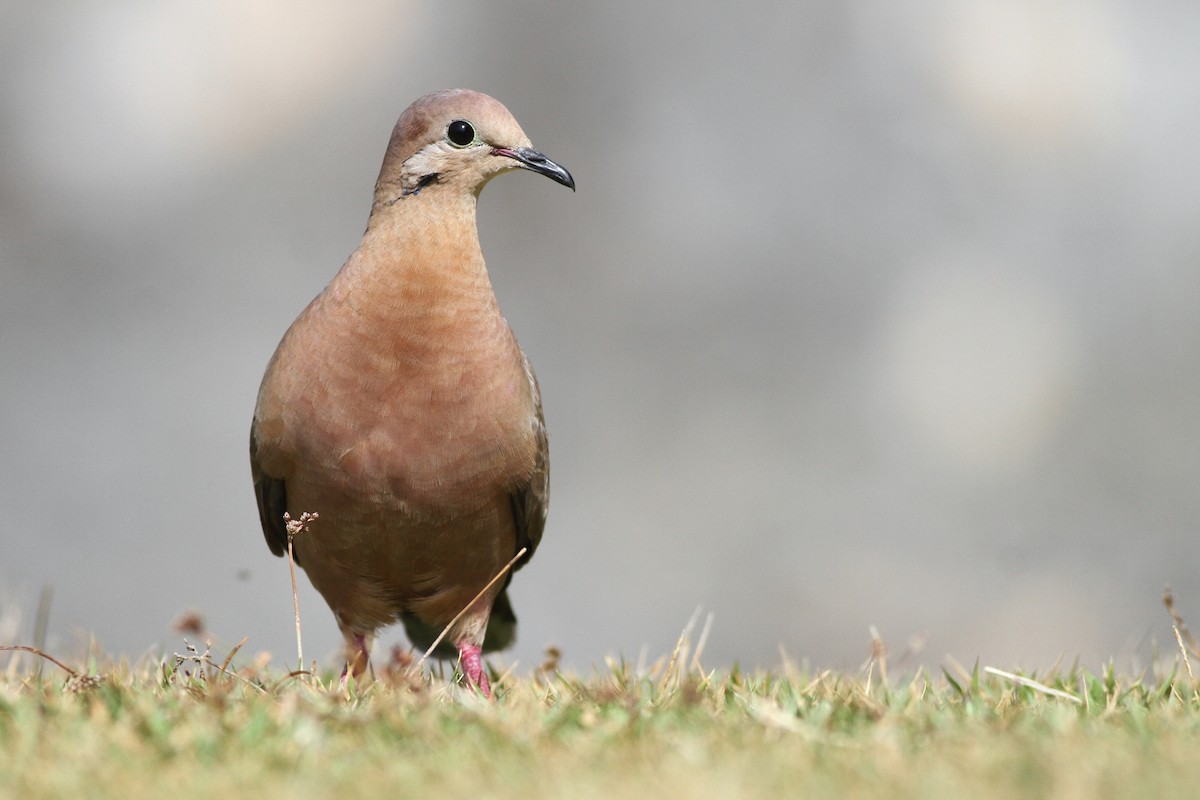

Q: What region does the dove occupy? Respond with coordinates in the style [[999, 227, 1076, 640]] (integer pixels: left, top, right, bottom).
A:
[[250, 89, 573, 696]]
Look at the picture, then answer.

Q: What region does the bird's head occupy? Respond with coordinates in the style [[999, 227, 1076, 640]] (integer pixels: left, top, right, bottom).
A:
[[372, 89, 574, 207]]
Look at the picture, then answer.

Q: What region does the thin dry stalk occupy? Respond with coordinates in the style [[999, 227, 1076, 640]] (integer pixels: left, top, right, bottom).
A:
[[661, 607, 702, 692], [283, 511, 319, 673], [219, 636, 250, 674], [867, 625, 888, 687], [984, 666, 1082, 704], [494, 662, 519, 693], [0, 645, 80, 677], [1164, 587, 1200, 657], [0, 645, 105, 693], [1172, 625, 1199, 702], [800, 669, 832, 697], [413, 546, 528, 675]]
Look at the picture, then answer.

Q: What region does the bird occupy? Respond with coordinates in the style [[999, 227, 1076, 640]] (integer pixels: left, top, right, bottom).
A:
[[249, 89, 574, 697]]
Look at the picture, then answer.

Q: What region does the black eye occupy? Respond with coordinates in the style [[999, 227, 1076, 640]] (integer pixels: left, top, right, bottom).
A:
[[447, 120, 475, 147]]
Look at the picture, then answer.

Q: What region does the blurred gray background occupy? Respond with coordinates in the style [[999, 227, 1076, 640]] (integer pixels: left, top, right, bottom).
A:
[[3, 1, 1198, 674]]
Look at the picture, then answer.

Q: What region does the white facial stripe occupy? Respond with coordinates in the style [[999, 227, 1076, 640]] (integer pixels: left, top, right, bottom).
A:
[[399, 140, 459, 194]]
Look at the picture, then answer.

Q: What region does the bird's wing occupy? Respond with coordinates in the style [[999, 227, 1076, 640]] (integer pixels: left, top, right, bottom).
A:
[[510, 351, 549, 571], [249, 421, 291, 560]]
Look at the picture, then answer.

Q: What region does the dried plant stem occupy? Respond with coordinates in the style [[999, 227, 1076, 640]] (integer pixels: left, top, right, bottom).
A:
[[288, 537, 303, 668], [283, 511, 319, 673], [984, 666, 1082, 704], [690, 612, 715, 673], [1163, 586, 1200, 657], [0, 645, 79, 677], [868, 624, 888, 688], [662, 607, 702, 691], [1173, 626, 1199, 702], [219, 636, 250, 674], [415, 547, 527, 672]]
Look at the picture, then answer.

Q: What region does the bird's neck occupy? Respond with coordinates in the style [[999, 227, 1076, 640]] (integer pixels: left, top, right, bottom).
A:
[[342, 193, 499, 318], [316, 193, 517, 371]]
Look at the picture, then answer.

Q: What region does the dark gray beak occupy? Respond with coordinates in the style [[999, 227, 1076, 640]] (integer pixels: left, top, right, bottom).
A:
[[493, 146, 575, 191]]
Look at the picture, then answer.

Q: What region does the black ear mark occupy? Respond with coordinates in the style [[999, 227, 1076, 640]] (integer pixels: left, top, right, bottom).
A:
[[403, 173, 440, 197]]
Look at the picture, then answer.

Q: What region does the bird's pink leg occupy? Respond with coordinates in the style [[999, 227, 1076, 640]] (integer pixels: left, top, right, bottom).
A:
[[457, 642, 491, 698], [339, 632, 372, 690]]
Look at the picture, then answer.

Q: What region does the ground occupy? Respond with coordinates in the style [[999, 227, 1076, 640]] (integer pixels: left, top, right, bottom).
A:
[[2, 634, 1200, 799]]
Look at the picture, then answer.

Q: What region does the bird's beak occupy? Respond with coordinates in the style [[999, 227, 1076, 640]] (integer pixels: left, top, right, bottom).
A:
[[492, 147, 575, 191]]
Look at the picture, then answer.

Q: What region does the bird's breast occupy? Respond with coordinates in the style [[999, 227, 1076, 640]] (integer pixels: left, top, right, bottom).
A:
[[273, 291, 538, 519]]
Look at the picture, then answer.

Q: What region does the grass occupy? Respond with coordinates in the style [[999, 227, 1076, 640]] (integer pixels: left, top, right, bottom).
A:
[[3, 629, 1200, 799]]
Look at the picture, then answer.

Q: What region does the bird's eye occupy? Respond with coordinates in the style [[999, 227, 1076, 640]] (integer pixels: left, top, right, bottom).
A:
[[446, 120, 475, 147]]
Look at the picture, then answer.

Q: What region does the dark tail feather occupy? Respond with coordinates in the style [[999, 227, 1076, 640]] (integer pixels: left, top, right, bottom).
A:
[[482, 589, 517, 652], [400, 589, 518, 659]]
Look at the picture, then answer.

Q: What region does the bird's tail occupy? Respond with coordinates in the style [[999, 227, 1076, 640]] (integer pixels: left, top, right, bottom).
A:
[[400, 589, 518, 659]]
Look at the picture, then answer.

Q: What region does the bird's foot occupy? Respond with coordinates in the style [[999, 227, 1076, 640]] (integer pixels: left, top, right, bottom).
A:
[[338, 632, 372, 692], [457, 642, 492, 698]]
